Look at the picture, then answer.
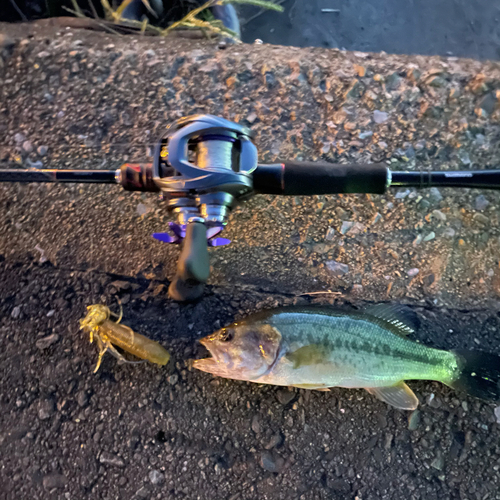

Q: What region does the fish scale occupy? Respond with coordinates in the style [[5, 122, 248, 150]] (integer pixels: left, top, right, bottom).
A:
[[262, 310, 455, 388]]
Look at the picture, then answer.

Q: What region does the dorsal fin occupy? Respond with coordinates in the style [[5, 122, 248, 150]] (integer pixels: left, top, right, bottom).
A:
[[362, 303, 420, 336]]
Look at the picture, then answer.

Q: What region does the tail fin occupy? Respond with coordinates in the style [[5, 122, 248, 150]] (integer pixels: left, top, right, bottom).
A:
[[449, 349, 500, 401]]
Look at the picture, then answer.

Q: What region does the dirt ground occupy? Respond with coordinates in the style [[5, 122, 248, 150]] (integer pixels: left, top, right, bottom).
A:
[[1, 22, 500, 500]]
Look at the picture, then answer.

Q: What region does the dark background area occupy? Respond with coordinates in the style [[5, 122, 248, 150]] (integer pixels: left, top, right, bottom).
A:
[[240, 0, 500, 60], [3, 0, 500, 60]]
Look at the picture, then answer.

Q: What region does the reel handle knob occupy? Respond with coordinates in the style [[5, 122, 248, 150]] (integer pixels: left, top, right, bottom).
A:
[[168, 220, 210, 302]]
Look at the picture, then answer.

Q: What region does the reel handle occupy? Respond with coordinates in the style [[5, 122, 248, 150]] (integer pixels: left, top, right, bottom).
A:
[[168, 220, 210, 302]]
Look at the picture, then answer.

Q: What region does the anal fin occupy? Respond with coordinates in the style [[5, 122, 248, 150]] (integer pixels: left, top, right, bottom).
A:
[[366, 382, 418, 410]]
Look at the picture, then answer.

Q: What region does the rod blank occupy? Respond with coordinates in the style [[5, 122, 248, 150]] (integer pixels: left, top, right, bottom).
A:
[[0, 169, 117, 184], [390, 170, 500, 190]]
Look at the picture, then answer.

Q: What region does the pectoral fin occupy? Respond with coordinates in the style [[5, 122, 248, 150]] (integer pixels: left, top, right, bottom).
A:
[[286, 345, 329, 369], [366, 382, 419, 410], [292, 384, 330, 391]]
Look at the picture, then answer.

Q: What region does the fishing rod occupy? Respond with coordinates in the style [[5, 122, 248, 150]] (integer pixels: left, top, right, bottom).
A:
[[1, 114, 499, 301]]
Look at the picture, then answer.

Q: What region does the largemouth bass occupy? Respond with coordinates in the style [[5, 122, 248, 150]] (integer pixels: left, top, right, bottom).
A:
[[194, 304, 500, 410]]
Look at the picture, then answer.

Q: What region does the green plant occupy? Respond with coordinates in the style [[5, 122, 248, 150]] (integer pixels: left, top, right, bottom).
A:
[[90, 0, 285, 40]]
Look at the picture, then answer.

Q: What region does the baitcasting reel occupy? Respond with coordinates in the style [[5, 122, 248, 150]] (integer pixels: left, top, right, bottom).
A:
[[150, 114, 258, 301]]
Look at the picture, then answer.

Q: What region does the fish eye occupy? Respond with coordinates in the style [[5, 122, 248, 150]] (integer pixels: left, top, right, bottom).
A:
[[219, 329, 234, 342]]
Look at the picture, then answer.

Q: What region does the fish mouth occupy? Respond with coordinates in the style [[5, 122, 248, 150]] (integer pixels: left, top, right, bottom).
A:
[[193, 336, 219, 372], [192, 357, 218, 372], [199, 337, 210, 348]]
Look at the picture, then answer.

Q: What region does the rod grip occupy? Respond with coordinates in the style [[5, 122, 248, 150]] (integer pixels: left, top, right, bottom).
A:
[[253, 162, 389, 195]]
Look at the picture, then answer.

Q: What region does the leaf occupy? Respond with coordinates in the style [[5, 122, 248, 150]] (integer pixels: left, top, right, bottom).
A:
[[220, 0, 285, 12]]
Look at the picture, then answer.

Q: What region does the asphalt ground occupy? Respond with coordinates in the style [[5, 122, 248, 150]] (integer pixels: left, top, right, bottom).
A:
[[1, 23, 500, 500]]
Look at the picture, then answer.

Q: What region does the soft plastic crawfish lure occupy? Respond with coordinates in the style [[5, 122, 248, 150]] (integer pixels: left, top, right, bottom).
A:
[[79, 304, 170, 373]]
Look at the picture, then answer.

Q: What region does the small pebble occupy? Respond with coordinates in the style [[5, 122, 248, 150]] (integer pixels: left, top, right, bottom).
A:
[[348, 222, 366, 235], [371, 213, 382, 224], [325, 227, 335, 241], [494, 406, 500, 424], [358, 131, 373, 139], [36, 334, 60, 350], [407, 268, 419, 277], [408, 410, 420, 430], [149, 470, 165, 485], [264, 432, 283, 450], [405, 145, 415, 158], [137, 203, 149, 216], [423, 231, 435, 242], [27, 159, 43, 168], [260, 451, 284, 473], [475, 194, 489, 211], [475, 134, 486, 146], [168, 374, 179, 385], [76, 390, 90, 408], [443, 227, 455, 238], [395, 189, 410, 200], [246, 112, 258, 124], [428, 187, 443, 204], [99, 452, 125, 467], [276, 389, 295, 405], [373, 110, 388, 124], [251, 415, 261, 434], [14, 133, 26, 144], [473, 213, 489, 226], [37, 145, 48, 156], [428, 76, 446, 88], [418, 199, 430, 211], [34, 244, 48, 263], [340, 221, 354, 235], [135, 486, 150, 499], [427, 393, 441, 408], [431, 454, 445, 471], [432, 210, 447, 221], [11, 306, 21, 319], [22, 141, 33, 154], [413, 234, 423, 246], [38, 399, 55, 420], [479, 92, 497, 115], [326, 260, 349, 276], [42, 474, 67, 490], [47, 310, 55, 317], [458, 150, 471, 165]]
